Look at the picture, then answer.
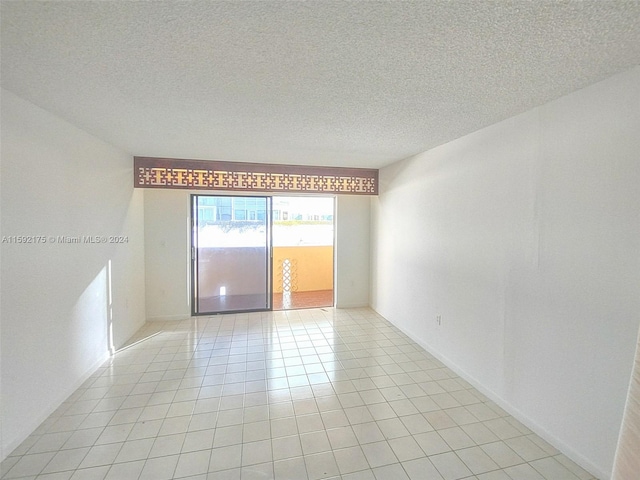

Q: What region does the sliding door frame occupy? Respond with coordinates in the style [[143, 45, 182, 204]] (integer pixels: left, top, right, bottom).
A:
[[191, 194, 273, 315]]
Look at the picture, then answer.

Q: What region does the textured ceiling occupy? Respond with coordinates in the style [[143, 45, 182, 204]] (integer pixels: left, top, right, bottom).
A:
[[2, 1, 640, 168]]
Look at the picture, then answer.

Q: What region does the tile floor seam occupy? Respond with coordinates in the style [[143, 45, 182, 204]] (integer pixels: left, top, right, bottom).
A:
[[1, 308, 598, 480]]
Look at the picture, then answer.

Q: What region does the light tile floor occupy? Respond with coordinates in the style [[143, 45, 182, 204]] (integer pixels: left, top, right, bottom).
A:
[[1, 308, 598, 480]]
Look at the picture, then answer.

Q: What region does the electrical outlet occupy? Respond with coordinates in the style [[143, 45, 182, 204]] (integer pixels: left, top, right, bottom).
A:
[[436, 315, 442, 326]]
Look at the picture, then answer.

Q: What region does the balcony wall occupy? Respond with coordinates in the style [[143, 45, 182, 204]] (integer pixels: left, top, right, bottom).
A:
[[273, 246, 333, 293], [196, 245, 333, 297], [197, 247, 267, 297]]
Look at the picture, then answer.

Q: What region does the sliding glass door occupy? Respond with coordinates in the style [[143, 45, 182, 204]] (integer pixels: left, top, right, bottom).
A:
[[192, 195, 271, 314]]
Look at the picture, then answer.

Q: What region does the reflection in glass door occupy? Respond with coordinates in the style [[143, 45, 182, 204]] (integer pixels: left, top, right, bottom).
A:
[[192, 195, 271, 314]]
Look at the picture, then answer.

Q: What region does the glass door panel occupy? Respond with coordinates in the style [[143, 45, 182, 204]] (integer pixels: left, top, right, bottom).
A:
[[192, 195, 271, 314]]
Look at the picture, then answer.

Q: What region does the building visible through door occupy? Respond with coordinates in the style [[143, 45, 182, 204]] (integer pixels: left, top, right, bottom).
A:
[[191, 195, 334, 314]]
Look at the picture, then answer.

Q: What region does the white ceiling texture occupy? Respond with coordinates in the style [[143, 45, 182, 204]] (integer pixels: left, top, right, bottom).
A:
[[2, 1, 640, 169]]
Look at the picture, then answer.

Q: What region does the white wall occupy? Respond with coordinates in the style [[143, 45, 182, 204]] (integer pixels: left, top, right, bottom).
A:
[[335, 195, 370, 308], [144, 191, 371, 319], [612, 326, 640, 479], [371, 67, 640, 479], [0, 90, 146, 460], [144, 189, 192, 320]]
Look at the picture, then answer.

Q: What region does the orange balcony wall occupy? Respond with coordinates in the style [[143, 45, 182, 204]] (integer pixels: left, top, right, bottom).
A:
[[272, 246, 333, 293]]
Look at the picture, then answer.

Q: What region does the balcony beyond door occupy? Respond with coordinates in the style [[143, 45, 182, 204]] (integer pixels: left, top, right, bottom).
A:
[[272, 196, 334, 310]]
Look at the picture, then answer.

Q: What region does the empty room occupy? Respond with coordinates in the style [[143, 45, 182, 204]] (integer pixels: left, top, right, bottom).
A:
[[1, 2, 639, 480]]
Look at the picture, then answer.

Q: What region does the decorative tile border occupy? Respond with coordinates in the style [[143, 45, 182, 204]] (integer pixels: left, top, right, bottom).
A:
[[134, 157, 378, 195]]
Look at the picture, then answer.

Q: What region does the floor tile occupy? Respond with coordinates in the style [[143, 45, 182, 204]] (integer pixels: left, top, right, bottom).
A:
[[4, 452, 56, 478], [360, 440, 398, 468], [174, 450, 211, 478], [430, 451, 473, 480], [28, 432, 73, 454], [241, 439, 272, 466], [333, 445, 370, 474], [388, 435, 425, 462], [69, 465, 110, 480], [326, 426, 359, 450], [212, 425, 243, 448], [301, 430, 332, 455], [128, 419, 163, 440], [439, 426, 475, 450], [79, 444, 122, 469], [273, 456, 308, 480], [402, 457, 444, 480], [321, 410, 350, 429], [414, 431, 451, 456], [503, 463, 546, 479], [208, 444, 242, 472], [461, 422, 499, 445], [456, 446, 500, 475], [304, 451, 339, 480], [272, 435, 303, 461], [555, 455, 596, 480], [240, 461, 274, 480], [139, 454, 179, 480], [1, 308, 601, 480], [477, 471, 512, 480], [530, 457, 581, 480], [372, 463, 410, 480], [96, 425, 131, 448], [103, 460, 145, 480], [41, 447, 90, 474], [351, 422, 385, 444], [270, 417, 298, 438], [504, 436, 549, 462], [114, 438, 154, 463], [182, 429, 215, 453], [342, 470, 376, 480], [480, 441, 524, 469], [376, 418, 410, 439]]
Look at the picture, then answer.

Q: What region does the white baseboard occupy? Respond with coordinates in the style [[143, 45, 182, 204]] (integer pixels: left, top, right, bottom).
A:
[[146, 314, 192, 322], [335, 302, 369, 309], [382, 314, 608, 480], [1, 352, 109, 462]]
